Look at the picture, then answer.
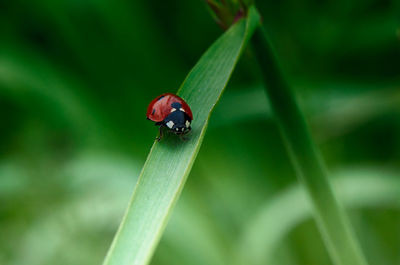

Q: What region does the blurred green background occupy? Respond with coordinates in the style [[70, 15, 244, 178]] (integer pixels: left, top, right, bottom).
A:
[[1, 0, 399, 265]]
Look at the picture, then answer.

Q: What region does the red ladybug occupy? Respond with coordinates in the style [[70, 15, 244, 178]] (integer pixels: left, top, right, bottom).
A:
[[146, 93, 193, 141]]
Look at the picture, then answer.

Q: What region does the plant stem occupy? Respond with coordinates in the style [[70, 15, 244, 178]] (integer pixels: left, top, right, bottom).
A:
[[251, 25, 368, 265]]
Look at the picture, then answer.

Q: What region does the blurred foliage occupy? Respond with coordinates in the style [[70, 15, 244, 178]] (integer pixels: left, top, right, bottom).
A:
[[0, 0, 399, 265]]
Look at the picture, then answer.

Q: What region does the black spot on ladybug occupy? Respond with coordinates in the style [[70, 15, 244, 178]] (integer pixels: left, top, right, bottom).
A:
[[152, 109, 155, 115]]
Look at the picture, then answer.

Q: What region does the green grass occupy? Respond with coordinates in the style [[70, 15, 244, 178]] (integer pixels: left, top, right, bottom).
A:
[[239, 169, 400, 265], [1, 1, 399, 265], [102, 7, 260, 265], [251, 26, 368, 265]]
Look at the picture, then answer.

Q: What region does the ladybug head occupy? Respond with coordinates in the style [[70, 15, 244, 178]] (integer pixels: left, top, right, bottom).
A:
[[163, 102, 192, 134], [171, 102, 182, 110]]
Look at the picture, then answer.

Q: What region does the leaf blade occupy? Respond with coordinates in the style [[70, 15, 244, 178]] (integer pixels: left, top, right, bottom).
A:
[[103, 7, 260, 265]]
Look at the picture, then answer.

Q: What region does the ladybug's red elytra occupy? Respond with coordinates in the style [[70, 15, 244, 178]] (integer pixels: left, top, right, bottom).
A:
[[146, 93, 193, 141]]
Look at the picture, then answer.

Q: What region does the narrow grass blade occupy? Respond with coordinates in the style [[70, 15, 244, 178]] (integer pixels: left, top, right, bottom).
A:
[[102, 7, 260, 265], [239, 169, 400, 265], [0, 48, 105, 139], [251, 22, 368, 265]]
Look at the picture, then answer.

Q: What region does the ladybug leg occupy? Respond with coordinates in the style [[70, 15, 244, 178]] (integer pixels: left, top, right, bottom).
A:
[[156, 125, 164, 142], [179, 134, 188, 142]]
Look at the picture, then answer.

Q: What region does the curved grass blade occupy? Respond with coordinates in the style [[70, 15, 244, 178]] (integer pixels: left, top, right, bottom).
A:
[[251, 22, 368, 265], [102, 7, 260, 265], [0, 48, 105, 139], [238, 169, 400, 265]]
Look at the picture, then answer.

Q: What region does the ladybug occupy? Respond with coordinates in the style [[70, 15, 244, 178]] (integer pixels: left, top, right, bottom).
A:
[[146, 93, 193, 141]]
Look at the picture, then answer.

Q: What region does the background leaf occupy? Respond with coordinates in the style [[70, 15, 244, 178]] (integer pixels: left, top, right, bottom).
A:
[[1, 1, 399, 265], [238, 168, 400, 265]]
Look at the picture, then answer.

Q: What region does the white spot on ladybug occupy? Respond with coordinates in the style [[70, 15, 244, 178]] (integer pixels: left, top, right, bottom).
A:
[[185, 120, 190, 128], [180, 108, 185, 112], [166, 121, 174, 129], [170, 108, 176, 113], [175, 128, 179, 131]]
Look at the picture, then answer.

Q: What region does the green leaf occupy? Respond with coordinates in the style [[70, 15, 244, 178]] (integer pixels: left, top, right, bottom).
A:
[[0, 48, 105, 140], [238, 168, 400, 265], [102, 7, 260, 265], [251, 16, 368, 265]]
